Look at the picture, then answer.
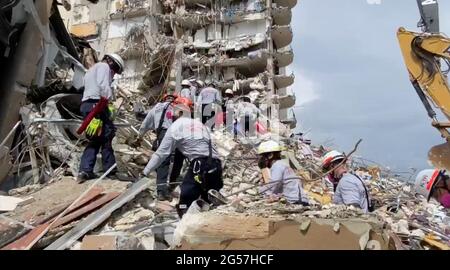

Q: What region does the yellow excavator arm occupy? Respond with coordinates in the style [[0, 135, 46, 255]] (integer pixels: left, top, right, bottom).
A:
[[397, 27, 450, 170]]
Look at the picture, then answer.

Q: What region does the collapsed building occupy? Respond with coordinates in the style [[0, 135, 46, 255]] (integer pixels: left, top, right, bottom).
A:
[[0, 0, 448, 250]]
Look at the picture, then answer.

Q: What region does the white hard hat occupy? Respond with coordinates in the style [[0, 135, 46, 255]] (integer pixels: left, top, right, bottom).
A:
[[225, 89, 233, 95], [196, 80, 205, 87], [257, 140, 284, 155], [414, 169, 442, 200], [182, 79, 191, 86], [104, 53, 125, 74], [321, 150, 345, 169]]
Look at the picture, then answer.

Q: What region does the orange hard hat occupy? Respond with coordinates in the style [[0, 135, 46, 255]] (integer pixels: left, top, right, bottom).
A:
[[174, 97, 193, 108]]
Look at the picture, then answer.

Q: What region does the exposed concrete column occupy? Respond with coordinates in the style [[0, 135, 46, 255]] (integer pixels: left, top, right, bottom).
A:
[[266, 0, 278, 122]]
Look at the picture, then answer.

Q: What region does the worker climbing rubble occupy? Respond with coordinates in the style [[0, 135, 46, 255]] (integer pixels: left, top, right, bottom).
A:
[[77, 53, 125, 183], [197, 81, 222, 130], [257, 140, 309, 205], [179, 80, 192, 99], [321, 150, 373, 213], [191, 80, 204, 104], [234, 96, 260, 138], [143, 98, 223, 218], [221, 89, 235, 134], [414, 169, 450, 209], [135, 93, 185, 201]]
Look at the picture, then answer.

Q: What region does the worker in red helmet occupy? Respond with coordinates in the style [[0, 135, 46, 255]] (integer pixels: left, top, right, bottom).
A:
[[135, 93, 183, 201], [143, 98, 223, 218], [321, 151, 373, 213], [414, 169, 450, 208]]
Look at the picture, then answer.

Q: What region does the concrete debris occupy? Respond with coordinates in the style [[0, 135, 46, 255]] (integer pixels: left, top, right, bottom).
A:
[[0, 0, 447, 251]]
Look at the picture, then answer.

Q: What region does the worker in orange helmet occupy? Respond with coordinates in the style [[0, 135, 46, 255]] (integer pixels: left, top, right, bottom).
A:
[[135, 92, 182, 201], [143, 96, 223, 218]]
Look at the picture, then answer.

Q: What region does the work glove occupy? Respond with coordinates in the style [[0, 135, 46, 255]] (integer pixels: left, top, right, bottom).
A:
[[85, 118, 103, 137], [108, 104, 117, 121]]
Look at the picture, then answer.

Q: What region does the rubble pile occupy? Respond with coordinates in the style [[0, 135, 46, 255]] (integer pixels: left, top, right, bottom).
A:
[[0, 0, 447, 251], [173, 133, 449, 250]]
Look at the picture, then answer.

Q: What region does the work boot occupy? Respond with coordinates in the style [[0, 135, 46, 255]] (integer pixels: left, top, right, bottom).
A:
[[108, 171, 136, 182], [157, 192, 172, 202], [77, 171, 97, 184]]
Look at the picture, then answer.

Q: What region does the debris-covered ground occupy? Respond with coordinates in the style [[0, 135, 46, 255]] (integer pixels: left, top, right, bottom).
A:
[[0, 0, 448, 250]]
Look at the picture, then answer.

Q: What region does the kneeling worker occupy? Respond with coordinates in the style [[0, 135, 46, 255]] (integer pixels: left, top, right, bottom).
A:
[[321, 150, 372, 213], [257, 140, 309, 205], [143, 98, 223, 217]]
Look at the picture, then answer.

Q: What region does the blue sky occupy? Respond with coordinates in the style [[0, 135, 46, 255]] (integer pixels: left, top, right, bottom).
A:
[[290, 0, 450, 171]]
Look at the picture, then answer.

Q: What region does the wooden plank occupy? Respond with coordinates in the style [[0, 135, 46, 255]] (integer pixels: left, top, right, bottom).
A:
[[30, 187, 103, 225], [45, 178, 150, 250], [51, 192, 120, 228], [1, 188, 106, 250], [1, 223, 50, 250], [68, 187, 104, 212]]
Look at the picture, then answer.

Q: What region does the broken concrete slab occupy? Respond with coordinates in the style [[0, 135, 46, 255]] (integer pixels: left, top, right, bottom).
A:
[[70, 22, 98, 37], [81, 235, 117, 250], [0, 195, 27, 212], [175, 213, 389, 250]]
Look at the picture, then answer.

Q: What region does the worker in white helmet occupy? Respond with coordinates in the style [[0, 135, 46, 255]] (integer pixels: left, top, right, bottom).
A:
[[78, 53, 125, 183], [257, 140, 309, 205], [198, 81, 222, 130], [222, 89, 235, 133], [234, 96, 260, 137], [179, 79, 192, 99], [321, 151, 372, 212], [414, 169, 450, 208]]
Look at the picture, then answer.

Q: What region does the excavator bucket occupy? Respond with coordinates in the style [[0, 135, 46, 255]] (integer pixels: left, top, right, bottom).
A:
[[428, 141, 450, 170]]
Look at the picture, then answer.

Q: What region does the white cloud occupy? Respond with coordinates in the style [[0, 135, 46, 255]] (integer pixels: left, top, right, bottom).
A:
[[287, 65, 320, 107]]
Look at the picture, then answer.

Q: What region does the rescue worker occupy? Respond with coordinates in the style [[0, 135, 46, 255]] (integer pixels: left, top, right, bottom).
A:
[[192, 80, 204, 103], [414, 169, 450, 208], [179, 80, 192, 99], [143, 98, 223, 218], [321, 151, 372, 213], [234, 96, 259, 137], [257, 140, 309, 205], [197, 81, 222, 129], [222, 89, 235, 133], [136, 93, 184, 201], [77, 53, 125, 183], [222, 89, 235, 111]]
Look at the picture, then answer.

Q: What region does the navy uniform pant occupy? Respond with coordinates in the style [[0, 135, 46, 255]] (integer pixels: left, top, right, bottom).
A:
[[177, 157, 223, 217], [79, 99, 116, 174], [155, 129, 185, 196]]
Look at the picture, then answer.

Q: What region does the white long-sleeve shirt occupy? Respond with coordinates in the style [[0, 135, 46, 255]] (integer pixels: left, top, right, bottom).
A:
[[333, 173, 370, 213], [143, 117, 219, 175], [138, 102, 173, 136], [82, 62, 114, 101], [235, 102, 259, 120], [261, 160, 309, 204], [198, 87, 222, 104]]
